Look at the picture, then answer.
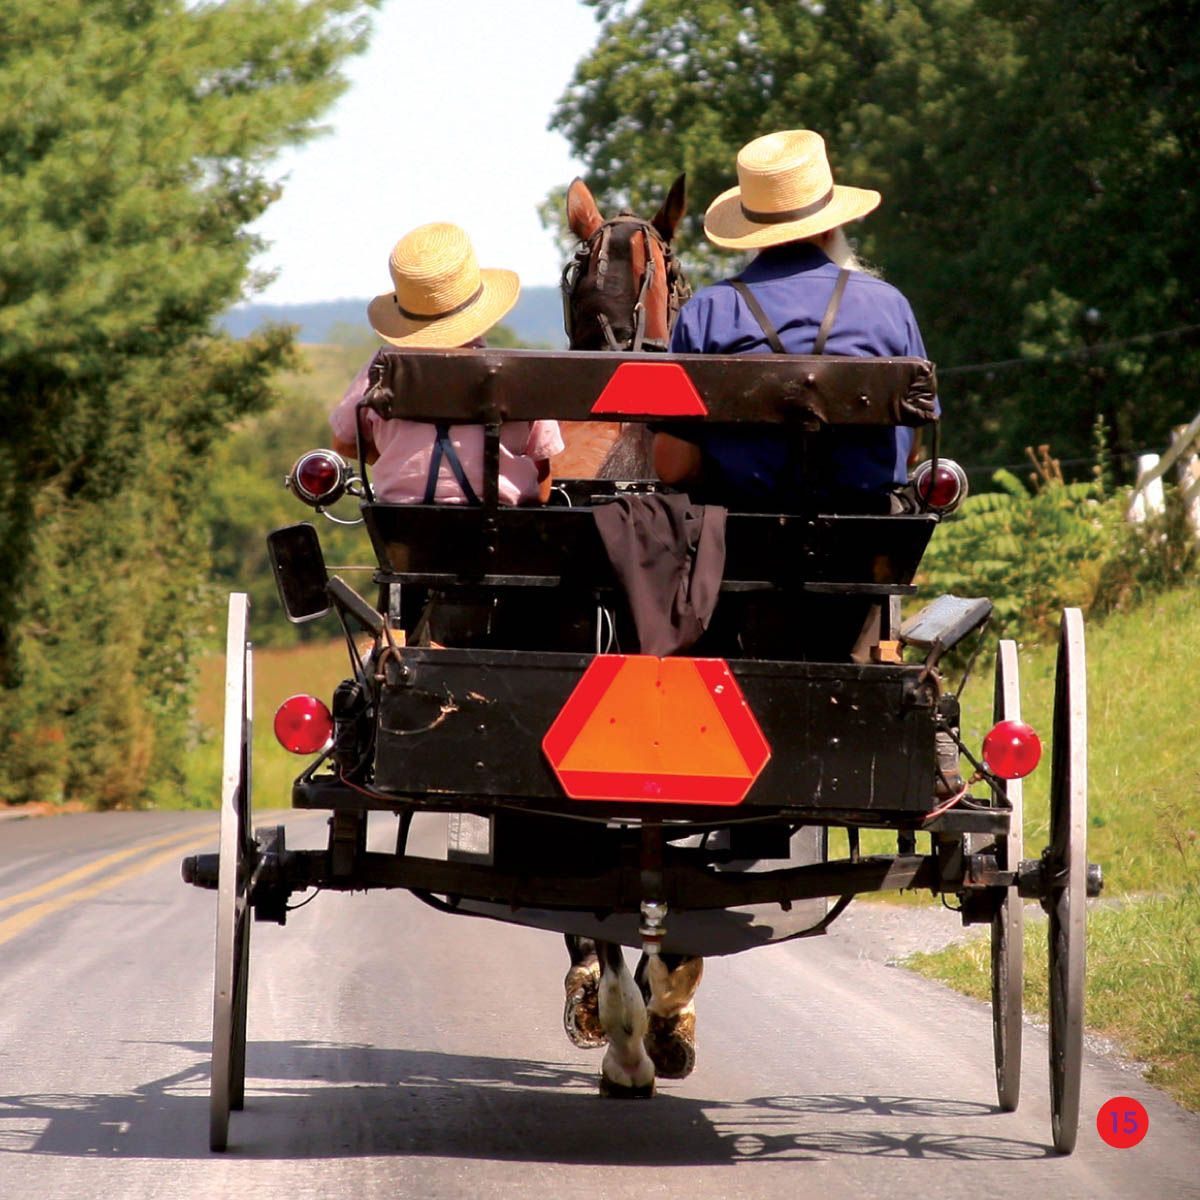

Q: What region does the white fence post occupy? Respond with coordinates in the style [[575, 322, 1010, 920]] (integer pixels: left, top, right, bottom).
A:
[[1171, 426, 1200, 539], [1126, 408, 1200, 539], [1128, 453, 1164, 523]]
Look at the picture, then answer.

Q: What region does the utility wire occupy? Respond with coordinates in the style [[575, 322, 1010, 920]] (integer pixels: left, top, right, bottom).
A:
[[939, 322, 1200, 378], [961, 449, 1148, 478]]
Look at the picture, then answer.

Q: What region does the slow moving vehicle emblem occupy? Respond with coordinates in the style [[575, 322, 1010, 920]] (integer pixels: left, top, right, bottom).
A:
[[543, 656, 770, 804]]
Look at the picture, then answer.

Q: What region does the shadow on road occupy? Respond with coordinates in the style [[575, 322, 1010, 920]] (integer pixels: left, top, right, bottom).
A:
[[0, 1041, 1054, 1163]]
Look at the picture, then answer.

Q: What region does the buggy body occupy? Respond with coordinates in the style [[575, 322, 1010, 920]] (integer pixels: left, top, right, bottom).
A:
[[184, 347, 1099, 1154]]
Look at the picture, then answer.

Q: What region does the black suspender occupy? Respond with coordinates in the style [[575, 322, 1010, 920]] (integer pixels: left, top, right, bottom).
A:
[[813, 268, 850, 354], [729, 267, 851, 355], [728, 267, 852, 509], [728, 279, 786, 353], [423, 423, 480, 505]]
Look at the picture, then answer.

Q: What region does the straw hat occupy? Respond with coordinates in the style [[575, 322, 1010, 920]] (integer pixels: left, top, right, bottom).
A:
[[366, 223, 520, 347], [703, 130, 881, 251]]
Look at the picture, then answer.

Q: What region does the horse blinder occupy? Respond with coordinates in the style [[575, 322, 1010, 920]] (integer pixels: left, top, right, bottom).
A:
[[562, 215, 690, 353]]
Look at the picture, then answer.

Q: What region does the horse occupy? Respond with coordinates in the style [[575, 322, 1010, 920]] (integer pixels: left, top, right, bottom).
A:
[[550, 173, 690, 481], [552, 174, 707, 1097]]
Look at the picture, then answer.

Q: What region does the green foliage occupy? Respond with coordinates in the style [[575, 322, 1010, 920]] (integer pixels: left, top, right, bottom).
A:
[[0, 0, 376, 806], [200, 343, 380, 648], [552, 1, 1200, 470], [919, 464, 1115, 641], [920, 448, 1197, 643]]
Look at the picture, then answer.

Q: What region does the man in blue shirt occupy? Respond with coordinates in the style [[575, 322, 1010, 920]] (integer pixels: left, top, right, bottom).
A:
[[655, 129, 928, 513]]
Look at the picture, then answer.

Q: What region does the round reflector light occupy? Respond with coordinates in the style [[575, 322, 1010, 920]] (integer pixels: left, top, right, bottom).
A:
[[916, 461, 967, 510], [289, 450, 347, 506], [274, 694, 334, 755], [982, 719, 1042, 780]]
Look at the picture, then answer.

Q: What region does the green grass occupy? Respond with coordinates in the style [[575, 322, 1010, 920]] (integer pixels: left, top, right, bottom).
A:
[[905, 584, 1200, 1110], [908, 891, 1200, 1110], [183, 636, 357, 811], [954, 585, 1200, 897]]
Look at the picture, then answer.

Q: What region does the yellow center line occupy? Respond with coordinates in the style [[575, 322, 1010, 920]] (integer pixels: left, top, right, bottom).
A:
[[0, 808, 320, 918], [0, 831, 223, 948], [0, 825, 219, 913]]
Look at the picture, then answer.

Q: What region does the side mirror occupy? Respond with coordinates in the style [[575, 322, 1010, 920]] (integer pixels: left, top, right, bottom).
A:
[[267, 523, 329, 623]]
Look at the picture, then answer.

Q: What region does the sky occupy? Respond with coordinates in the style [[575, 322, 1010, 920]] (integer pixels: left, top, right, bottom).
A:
[[240, 0, 604, 307]]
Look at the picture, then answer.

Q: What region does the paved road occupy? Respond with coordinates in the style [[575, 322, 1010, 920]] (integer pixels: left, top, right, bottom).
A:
[[1, 809, 1196, 1199]]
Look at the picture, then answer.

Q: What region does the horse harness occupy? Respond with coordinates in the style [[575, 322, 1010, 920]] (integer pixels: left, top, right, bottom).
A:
[[561, 212, 691, 352]]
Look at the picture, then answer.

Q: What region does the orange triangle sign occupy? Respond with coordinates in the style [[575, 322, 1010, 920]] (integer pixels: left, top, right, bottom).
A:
[[543, 656, 770, 805]]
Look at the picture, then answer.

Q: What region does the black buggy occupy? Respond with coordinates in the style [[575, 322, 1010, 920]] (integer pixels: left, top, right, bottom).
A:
[[183, 347, 1101, 1154]]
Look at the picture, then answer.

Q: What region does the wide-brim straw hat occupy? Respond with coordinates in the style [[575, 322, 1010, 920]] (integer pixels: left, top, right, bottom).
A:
[[367, 222, 520, 348], [704, 129, 881, 251]]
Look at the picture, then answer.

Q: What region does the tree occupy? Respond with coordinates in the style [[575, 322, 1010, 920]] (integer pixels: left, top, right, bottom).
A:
[[0, 0, 377, 806], [549, 0, 1200, 472]]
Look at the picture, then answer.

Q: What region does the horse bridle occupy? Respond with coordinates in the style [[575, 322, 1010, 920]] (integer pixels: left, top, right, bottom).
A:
[[561, 213, 691, 352]]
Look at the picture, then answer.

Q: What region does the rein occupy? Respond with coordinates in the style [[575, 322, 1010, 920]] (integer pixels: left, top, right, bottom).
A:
[[561, 213, 690, 352]]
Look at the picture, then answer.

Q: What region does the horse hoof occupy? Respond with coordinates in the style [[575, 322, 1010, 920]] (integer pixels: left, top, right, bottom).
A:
[[644, 1007, 696, 1079], [598, 1073, 656, 1099], [564, 957, 607, 1048]]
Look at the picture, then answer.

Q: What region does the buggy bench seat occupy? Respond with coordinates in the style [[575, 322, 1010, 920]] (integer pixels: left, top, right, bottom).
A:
[[356, 348, 940, 589], [364, 505, 933, 592]]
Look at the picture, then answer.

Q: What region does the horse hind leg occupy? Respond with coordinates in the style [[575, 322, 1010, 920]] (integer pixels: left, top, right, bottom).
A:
[[597, 941, 655, 1098], [640, 953, 703, 1080], [595, 424, 654, 480], [563, 934, 607, 1049]]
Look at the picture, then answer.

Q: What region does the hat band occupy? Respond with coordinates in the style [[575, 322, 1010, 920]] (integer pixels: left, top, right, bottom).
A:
[[740, 187, 835, 225], [394, 282, 484, 322]]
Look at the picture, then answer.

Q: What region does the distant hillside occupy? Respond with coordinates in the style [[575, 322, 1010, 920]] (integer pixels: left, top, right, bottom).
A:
[[218, 285, 566, 348]]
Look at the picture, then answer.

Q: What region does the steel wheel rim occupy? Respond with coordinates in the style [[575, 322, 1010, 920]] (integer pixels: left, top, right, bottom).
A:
[[1048, 608, 1087, 1154], [991, 640, 1025, 1112], [210, 593, 254, 1152], [966, 637, 1025, 1113]]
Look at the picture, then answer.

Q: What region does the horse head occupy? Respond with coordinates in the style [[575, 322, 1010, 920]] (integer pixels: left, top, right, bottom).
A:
[[562, 174, 689, 352]]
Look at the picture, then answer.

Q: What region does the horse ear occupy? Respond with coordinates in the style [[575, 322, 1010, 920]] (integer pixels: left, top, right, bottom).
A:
[[567, 177, 605, 242], [651, 173, 687, 243]]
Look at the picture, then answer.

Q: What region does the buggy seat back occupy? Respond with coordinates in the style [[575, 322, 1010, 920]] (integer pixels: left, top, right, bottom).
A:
[[355, 348, 939, 595]]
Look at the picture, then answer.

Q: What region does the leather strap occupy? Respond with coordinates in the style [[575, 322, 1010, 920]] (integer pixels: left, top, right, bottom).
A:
[[813, 268, 850, 354], [423, 423, 480, 505], [728, 279, 785, 354]]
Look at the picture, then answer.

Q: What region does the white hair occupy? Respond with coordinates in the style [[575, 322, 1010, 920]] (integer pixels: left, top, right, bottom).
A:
[[813, 227, 881, 277]]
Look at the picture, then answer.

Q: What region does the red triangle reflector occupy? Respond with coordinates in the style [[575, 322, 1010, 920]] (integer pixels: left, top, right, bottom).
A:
[[590, 362, 708, 417]]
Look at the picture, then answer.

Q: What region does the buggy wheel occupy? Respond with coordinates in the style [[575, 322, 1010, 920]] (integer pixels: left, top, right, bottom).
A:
[[1047, 608, 1087, 1154], [210, 593, 256, 1152], [990, 639, 1025, 1112]]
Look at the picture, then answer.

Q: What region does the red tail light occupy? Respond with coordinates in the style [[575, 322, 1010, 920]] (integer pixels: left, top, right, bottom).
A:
[[982, 719, 1042, 780], [912, 459, 969, 513], [274, 694, 334, 755], [288, 449, 348, 507]]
